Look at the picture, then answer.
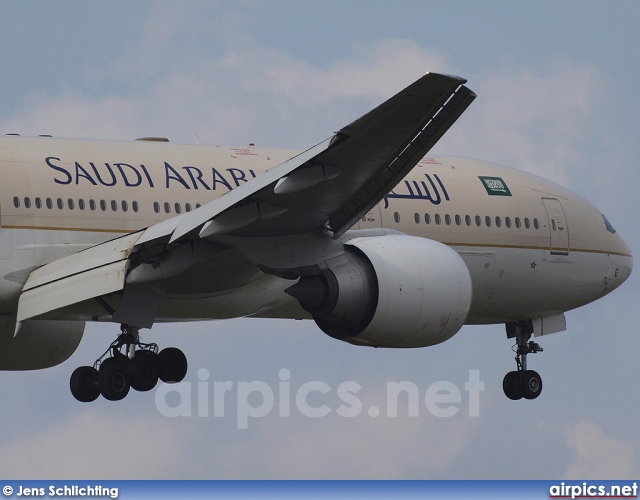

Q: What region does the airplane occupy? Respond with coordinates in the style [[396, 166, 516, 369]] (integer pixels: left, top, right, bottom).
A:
[[0, 73, 631, 403]]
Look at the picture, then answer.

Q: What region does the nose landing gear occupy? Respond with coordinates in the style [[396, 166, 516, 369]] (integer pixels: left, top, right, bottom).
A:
[[503, 321, 543, 400], [70, 325, 187, 403]]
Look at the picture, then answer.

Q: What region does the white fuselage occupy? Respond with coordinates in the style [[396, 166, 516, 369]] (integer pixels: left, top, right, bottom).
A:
[[0, 136, 632, 326]]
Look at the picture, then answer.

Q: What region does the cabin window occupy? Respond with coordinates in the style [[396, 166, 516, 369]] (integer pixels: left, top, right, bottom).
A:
[[153, 202, 160, 213], [57, 198, 64, 210], [475, 215, 481, 227], [485, 216, 492, 227], [505, 217, 511, 228], [122, 201, 128, 212], [90, 199, 96, 211], [24, 197, 31, 209], [35, 197, 42, 209], [78, 199, 85, 210], [46, 198, 53, 209], [495, 216, 502, 228], [164, 202, 171, 214], [132, 201, 139, 213], [175, 203, 182, 214], [524, 218, 531, 229], [100, 200, 107, 211], [455, 215, 462, 226], [515, 217, 521, 228], [414, 213, 420, 224], [196, 203, 202, 209], [68, 198, 74, 210], [185, 203, 192, 212], [435, 214, 441, 225], [533, 218, 540, 230], [445, 214, 452, 225], [393, 212, 400, 223], [424, 213, 431, 224], [551, 219, 556, 231]]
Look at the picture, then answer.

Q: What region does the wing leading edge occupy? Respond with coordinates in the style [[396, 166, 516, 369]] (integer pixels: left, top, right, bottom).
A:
[[15, 72, 475, 328]]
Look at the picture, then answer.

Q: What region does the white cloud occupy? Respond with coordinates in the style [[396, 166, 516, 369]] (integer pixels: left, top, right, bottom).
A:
[[0, 411, 199, 479], [564, 419, 639, 479], [207, 380, 477, 479], [437, 61, 610, 185], [1, 38, 450, 148], [239, 39, 451, 105]]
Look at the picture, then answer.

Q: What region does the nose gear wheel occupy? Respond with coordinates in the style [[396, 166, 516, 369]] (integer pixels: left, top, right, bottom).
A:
[[503, 321, 544, 400]]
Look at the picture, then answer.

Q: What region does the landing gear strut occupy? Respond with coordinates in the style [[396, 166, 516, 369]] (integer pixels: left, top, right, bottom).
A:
[[70, 324, 187, 403], [503, 321, 543, 400]]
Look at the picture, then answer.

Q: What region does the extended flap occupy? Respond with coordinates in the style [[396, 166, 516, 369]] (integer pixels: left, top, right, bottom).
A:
[[15, 231, 142, 331]]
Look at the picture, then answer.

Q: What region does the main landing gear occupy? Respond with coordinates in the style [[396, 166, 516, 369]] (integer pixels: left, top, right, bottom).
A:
[[503, 321, 544, 400], [69, 325, 187, 402]]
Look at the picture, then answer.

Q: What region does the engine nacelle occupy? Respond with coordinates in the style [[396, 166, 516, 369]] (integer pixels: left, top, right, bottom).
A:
[[287, 235, 472, 348], [0, 316, 84, 370]]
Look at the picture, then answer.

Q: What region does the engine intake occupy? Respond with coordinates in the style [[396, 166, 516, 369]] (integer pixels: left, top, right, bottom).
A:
[[287, 235, 472, 348], [287, 249, 378, 337]]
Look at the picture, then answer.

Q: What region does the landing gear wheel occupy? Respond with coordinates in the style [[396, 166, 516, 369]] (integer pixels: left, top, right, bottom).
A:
[[504, 321, 544, 401], [158, 347, 188, 383], [70, 366, 100, 402], [128, 350, 159, 392], [70, 325, 188, 402], [99, 358, 130, 401], [502, 371, 523, 400], [520, 370, 543, 400]]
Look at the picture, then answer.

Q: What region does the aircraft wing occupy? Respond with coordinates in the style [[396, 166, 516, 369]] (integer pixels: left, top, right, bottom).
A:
[[15, 72, 475, 329], [171, 72, 475, 241]]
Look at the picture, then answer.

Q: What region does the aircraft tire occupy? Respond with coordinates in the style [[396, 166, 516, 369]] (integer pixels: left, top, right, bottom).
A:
[[128, 350, 160, 392], [99, 357, 130, 401], [158, 347, 188, 383], [70, 366, 100, 402], [502, 371, 523, 400], [520, 370, 543, 400]]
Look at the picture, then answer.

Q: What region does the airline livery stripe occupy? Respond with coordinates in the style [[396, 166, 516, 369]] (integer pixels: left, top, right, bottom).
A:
[[448, 241, 632, 258], [2, 225, 631, 258]]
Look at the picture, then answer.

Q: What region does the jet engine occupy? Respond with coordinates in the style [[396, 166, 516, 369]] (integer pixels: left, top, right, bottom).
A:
[[286, 234, 472, 348], [0, 316, 84, 369]]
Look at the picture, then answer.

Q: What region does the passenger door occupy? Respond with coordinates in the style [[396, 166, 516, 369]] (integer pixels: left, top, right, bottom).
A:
[[542, 198, 569, 255]]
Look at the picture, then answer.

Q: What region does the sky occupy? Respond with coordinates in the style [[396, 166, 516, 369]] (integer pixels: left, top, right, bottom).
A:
[[0, 0, 639, 480]]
